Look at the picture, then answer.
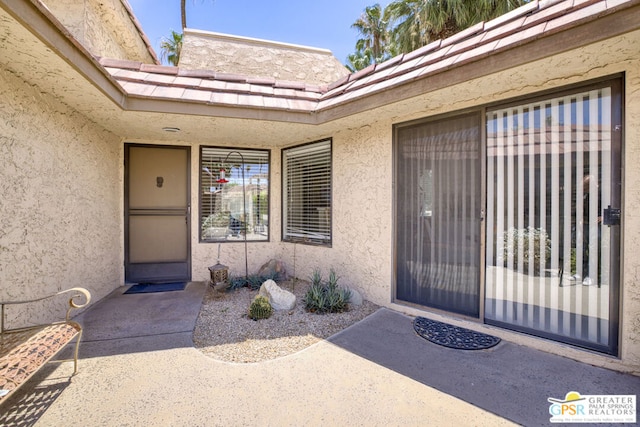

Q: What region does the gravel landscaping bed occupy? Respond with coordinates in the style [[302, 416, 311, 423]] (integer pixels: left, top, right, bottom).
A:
[[193, 280, 380, 363]]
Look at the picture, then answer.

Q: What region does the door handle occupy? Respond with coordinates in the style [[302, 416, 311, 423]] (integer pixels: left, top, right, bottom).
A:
[[603, 205, 620, 226]]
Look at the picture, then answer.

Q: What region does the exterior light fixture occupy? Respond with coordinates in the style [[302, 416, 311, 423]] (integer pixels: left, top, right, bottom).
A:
[[208, 244, 229, 290], [162, 127, 181, 133]]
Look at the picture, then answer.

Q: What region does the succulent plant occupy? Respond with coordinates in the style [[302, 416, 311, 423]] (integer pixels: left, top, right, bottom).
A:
[[304, 268, 351, 314], [248, 295, 273, 320]]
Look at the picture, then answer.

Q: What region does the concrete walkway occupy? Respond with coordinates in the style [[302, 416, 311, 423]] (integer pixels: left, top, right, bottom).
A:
[[1, 282, 638, 426]]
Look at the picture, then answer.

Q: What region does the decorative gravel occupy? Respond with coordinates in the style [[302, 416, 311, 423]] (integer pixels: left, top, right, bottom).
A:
[[193, 280, 380, 363]]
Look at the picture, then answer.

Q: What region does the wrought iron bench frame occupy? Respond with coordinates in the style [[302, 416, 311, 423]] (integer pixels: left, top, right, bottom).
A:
[[0, 287, 91, 404]]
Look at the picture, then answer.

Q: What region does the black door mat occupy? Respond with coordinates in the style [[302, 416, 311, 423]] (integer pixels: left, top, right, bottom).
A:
[[413, 316, 501, 350], [124, 282, 187, 294]]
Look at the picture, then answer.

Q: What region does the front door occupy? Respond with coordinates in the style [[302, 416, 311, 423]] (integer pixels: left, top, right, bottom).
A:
[[395, 113, 482, 317], [125, 144, 191, 283]]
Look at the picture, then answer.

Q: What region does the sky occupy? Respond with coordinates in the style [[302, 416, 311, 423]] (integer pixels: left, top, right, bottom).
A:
[[127, 0, 390, 65]]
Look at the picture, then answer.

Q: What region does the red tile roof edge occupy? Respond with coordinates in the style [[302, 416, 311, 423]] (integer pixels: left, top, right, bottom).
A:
[[320, 0, 633, 102], [99, 0, 638, 112], [99, 57, 328, 96]]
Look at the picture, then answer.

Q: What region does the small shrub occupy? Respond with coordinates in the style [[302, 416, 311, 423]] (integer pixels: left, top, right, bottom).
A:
[[248, 295, 272, 320], [228, 272, 277, 291], [303, 268, 351, 314], [228, 276, 248, 291], [502, 227, 551, 276]]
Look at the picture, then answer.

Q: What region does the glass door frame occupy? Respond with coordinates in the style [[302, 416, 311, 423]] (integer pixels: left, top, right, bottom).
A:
[[393, 75, 622, 356], [482, 76, 622, 355], [392, 110, 484, 318]]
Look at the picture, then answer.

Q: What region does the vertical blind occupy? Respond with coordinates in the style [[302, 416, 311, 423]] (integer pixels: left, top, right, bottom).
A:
[[485, 86, 613, 351], [395, 114, 481, 316], [282, 139, 332, 244]]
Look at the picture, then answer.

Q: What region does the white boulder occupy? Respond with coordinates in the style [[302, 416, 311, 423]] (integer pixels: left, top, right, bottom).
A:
[[259, 280, 296, 311], [348, 287, 363, 306]]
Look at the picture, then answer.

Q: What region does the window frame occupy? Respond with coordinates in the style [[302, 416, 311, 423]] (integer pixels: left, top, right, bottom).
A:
[[199, 146, 270, 243], [281, 138, 333, 246]]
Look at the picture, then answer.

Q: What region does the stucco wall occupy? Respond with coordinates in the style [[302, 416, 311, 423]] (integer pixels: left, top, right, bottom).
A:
[[324, 31, 639, 375], [180, 30, 350, 86], [43, 0, 155, 63], [191, 30, 640, 374], [0, 68, 123, 327], [136, 30, 640, 374]]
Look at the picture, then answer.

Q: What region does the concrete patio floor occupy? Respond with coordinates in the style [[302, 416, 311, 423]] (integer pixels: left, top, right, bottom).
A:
[[1, 281, 638, 426]]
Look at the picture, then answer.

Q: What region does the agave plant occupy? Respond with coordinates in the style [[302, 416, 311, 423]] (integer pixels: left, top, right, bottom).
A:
[[303, 268, 351, 314]]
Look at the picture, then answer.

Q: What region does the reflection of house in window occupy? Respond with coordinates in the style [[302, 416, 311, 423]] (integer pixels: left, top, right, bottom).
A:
[[283, 139, 332, 245], [485, 81, 618, 354], [200, 147, 270, 242]]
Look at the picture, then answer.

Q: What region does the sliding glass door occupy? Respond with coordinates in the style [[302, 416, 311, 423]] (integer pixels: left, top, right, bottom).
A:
[[395, 113, 482, 317], [484, 80, 621, 354], [394, 78, 621, 354]]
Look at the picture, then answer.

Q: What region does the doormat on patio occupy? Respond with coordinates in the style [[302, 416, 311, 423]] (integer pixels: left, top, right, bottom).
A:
[[413, 317, 501, 350], [124, 282, 187, 294]]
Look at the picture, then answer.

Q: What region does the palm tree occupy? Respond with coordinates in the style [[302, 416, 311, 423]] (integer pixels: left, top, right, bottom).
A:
[[347, 49, 374, 72], [181, 0, 188, 30], [351, 4, 390, 69], [181, 0, 215, 30], [386, 0, 529, 53], [160, 31, 183, 66]]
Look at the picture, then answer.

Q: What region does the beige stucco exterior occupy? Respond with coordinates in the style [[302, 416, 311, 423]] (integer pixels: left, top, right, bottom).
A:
[[1, 0, 639, 376], [179, 29, 350, 86], [184, 30, 640, 375], [0, 67, 123, 326], [42, 0, 156, 63]]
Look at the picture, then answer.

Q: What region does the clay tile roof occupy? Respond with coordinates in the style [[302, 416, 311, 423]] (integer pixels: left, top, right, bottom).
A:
[[98, 0, 637, 114], [317, 0, 636, 107], [178, 69, 217, 79], [140, 63, 178, 75], [99, 57, 142, 70]]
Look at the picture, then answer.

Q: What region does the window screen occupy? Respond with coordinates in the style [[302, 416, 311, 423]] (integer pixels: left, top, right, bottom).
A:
[[282, 139, 332, 245], [200, 147, 269, 242]]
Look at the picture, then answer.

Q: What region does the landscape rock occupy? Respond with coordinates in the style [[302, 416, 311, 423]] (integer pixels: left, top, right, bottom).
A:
[[348, 287, 363, 306], [259, 280, 296, 311], [257, 259, 289, 281]]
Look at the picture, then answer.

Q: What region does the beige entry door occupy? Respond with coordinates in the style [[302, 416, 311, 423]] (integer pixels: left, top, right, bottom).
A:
[[125, 144, 191, 283]]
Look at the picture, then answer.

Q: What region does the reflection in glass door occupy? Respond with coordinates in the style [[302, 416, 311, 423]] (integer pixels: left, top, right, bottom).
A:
[[484, 80, 621, 354]]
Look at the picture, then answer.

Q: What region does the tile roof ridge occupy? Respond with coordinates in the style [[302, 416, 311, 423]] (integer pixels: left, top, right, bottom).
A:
[[98, 57, 143, 70], [99, 57, 328, 94]]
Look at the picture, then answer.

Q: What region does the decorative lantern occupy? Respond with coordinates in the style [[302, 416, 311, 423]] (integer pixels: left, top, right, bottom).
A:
[[208, 262, 229, 286], [208, 244, 229, 287]]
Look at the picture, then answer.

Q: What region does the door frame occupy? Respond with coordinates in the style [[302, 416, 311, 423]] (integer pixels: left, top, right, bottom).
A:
[[392, 75, 623, 355], [124, 143, 192, 283], [392, 109, 483, 318]]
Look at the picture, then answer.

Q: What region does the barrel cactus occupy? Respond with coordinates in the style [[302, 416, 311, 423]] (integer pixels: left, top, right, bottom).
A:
[[248, 295, 273, 320]]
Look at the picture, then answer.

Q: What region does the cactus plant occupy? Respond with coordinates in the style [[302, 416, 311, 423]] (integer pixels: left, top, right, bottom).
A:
[[248, 295, 273, 320]]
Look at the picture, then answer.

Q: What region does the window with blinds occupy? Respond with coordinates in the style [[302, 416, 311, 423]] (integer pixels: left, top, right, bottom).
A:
[[282, 139, 332, 245], [200, 147, 269, 242]]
